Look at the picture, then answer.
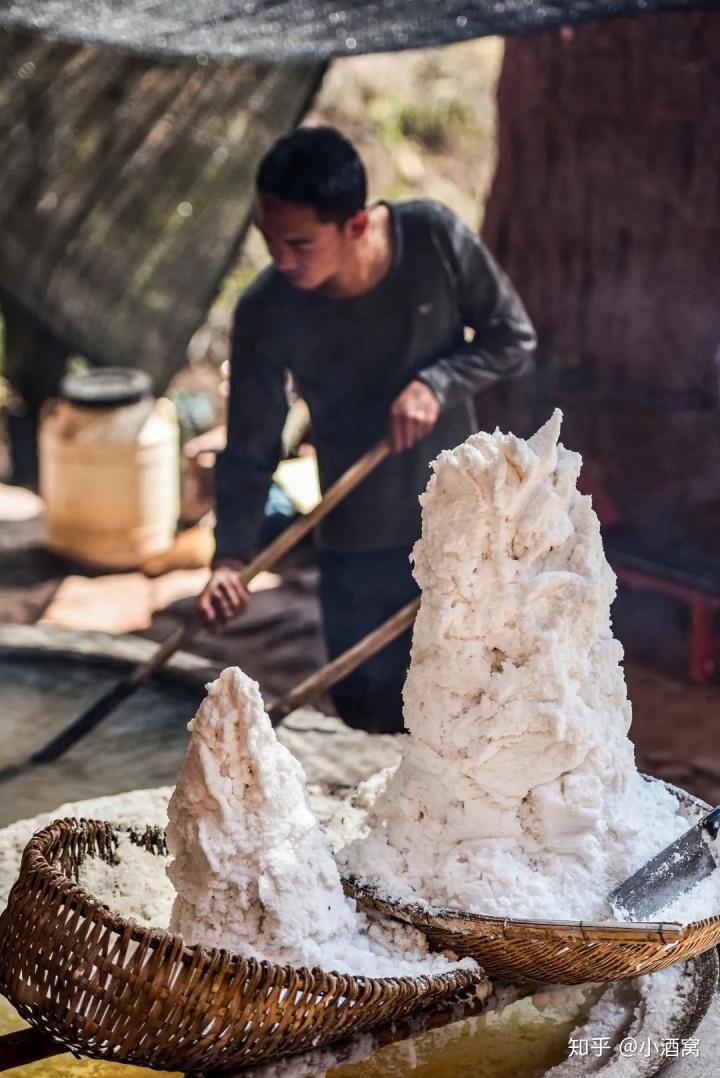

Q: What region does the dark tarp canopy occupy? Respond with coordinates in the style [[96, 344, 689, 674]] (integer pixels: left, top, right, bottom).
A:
[[0, 30, 323, 391], [1, 0, 718, 63]]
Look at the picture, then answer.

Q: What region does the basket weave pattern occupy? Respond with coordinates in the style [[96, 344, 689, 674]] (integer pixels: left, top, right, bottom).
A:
[[344, 879, 720, 985], [345, 783, 720, 986], [0, 819, 478, 1073]]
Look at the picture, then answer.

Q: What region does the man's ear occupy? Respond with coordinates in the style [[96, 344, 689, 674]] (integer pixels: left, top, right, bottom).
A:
[[345, 210, 368, 240]]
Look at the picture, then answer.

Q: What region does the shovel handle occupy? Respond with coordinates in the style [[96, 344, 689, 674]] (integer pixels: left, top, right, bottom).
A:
[[119, 441, 391, 683], [269, 596, 420, 721], [144, 437, 390, 664]]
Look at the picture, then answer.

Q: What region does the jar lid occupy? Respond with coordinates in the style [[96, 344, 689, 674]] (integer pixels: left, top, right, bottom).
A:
[[59, 367, 153, 408]]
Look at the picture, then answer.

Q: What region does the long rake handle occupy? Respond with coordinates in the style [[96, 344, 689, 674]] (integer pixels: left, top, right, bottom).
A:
[[0, 441, 390, 782]]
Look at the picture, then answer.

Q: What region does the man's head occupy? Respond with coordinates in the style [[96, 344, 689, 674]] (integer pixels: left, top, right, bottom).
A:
[[255, 127, 369, 291]]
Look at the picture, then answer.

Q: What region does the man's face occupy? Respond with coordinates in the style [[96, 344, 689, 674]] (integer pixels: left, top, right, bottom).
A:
[[255, 193, 362, 292]]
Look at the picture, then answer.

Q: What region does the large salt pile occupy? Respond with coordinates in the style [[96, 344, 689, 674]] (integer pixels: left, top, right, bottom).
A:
[[166, 666, 476, 977], [340, 411, 697, 922]]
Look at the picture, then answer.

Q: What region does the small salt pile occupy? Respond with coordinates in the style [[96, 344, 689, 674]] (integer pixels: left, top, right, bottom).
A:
[[166, 666, 476, 978], [341, 411, 714, 922]]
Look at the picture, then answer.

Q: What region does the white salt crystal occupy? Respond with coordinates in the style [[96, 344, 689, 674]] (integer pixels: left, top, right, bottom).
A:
[[340, 412, 719, 923], [166, 666, 476, 978]]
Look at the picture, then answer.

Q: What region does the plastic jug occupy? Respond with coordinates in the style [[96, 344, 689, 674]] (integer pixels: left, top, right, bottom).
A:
[[39, 368, 180, 569]]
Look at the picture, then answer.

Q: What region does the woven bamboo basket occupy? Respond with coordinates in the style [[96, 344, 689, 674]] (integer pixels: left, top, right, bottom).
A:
[[0, 818, 479, 1074], [344, 781, 720, 986]]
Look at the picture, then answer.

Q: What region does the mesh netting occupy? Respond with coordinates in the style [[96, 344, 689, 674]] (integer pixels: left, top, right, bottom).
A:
[[0, 29, 323, 388], [0, 0, 718, 63]]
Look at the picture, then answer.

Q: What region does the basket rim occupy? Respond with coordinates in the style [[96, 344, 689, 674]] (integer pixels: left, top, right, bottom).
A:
[[342, 875, 704, 943], [14, 816, 482, 992], [342, 777, 720, 943]]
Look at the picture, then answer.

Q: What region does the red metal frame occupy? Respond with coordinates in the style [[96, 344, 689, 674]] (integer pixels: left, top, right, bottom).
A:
[[610, 561, 720, 685]]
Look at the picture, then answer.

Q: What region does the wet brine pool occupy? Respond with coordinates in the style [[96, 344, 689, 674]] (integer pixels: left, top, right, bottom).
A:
[[0, 654, 202, 828], [323, 993, 599, 1078]]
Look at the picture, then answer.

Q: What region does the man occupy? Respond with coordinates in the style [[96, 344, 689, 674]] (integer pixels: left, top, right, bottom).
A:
[[199, 126, 536, 732]]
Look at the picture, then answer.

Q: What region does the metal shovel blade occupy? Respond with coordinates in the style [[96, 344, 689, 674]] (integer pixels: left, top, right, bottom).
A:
[[608, 806, 720, 921]]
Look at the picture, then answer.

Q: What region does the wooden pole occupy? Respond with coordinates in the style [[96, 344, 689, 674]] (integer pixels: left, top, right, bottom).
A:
[[269, 596, 420, 721], [0, 1028, 64, 1071]]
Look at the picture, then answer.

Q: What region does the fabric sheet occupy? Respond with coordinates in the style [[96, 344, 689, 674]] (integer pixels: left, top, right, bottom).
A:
[[1, 0, 718, 63], [0, 29, 323, 386]]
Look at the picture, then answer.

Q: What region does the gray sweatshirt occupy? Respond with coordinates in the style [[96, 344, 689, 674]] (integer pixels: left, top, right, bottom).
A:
[[214, 199, 536, 561]]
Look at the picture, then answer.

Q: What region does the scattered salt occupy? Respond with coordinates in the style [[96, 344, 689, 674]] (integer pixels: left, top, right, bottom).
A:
[[340, 412, 719, 924], [166, 666, 477, 978], [77, 832, 176, 928], [546, 962, 686, 1076], [0, 789, 172, 922], [324, 766, 396, 853]]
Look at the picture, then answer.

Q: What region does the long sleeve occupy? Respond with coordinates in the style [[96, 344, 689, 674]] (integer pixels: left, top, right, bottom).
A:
[[213, 293, 288, 563], [416, 207, 536, 410]]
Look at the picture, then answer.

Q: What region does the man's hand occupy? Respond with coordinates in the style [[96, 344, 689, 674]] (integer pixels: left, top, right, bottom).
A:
[[388, 380, 441, 453], [198, 558, 251, 632]]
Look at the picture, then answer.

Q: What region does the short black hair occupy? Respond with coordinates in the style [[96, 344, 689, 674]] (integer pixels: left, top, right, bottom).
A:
[[256, 126, 367, 227]]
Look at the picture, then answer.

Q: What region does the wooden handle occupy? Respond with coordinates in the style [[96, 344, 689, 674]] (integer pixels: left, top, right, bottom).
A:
[[0, 1027, 64, 1071], [130, 441, 391, 683], [269, 595, 421, 721], [238, 440, 390, 587]]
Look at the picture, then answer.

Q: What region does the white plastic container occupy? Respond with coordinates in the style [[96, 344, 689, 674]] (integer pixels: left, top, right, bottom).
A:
[[39, 368, 180, 570]]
